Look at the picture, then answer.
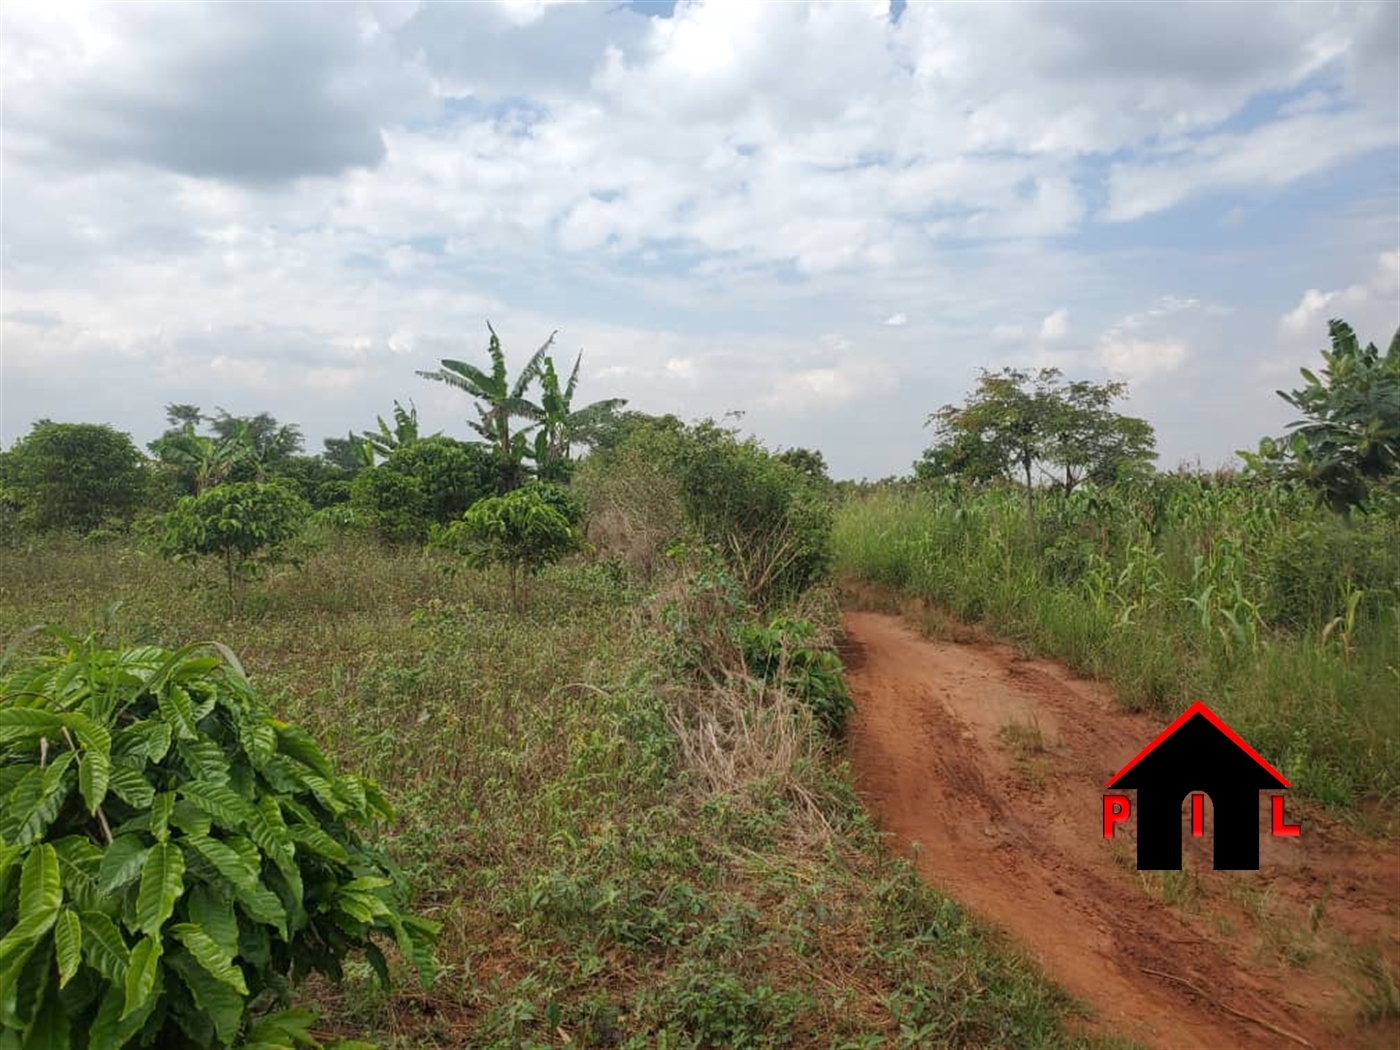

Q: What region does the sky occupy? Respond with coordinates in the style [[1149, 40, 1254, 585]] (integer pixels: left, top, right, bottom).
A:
[[2, 0, 1398, 480]]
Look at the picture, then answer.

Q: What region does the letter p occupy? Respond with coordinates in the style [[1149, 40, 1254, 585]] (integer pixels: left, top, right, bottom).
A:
[[1103, 794, 1131, 838]]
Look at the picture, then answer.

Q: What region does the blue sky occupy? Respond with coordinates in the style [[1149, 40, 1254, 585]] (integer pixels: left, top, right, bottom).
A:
[[2, 0, 1397, 479]]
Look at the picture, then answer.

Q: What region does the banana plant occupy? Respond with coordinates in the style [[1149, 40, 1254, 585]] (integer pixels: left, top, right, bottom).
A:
[[515, 352, 627, 481], [354, 400, 432, 465], [148, 424, 253, 495], [417, 322, 551, 491]]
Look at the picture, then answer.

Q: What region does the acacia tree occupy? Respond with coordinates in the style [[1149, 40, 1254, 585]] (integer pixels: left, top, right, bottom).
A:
[[1241, 319, 1399, 516], [922, 368, 1157, 516], [416, 322, 552, 491]]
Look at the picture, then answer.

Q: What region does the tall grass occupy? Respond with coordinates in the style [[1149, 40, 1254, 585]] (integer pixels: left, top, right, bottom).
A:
[[833, 479, 1400, 808]]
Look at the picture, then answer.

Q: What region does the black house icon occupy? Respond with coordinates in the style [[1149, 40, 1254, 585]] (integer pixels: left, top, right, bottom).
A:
[[1106, 701, 1290, 870]]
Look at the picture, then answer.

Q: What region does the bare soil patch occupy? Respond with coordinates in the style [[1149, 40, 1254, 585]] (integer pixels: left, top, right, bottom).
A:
[[842, 608, 1400, 1049]]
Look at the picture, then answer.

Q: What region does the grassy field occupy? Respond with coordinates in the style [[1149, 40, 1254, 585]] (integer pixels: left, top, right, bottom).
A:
[[832, 477, 1400, 811], [0, 531, 1121, 1049]]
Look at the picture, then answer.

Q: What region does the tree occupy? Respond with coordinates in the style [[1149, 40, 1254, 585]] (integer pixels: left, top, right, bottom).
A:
[[436, 484, 582, 611], [1241, 319, 1400, 516], [148, 424, 250, 496], [777, 447, 831, 484], [416, 322, 552, 491], [922, 368, 1157, 516], [321, 435, 366, 474], [159, 481, 309, 601], [149, 408, 303, 493], [207, 409, 304, 469], [517, 353, 627, 482], [0, 422, 145, 532], [350, 437, 497, 543], [1042, 379, 1157, 494], [925, 368, 1062, 518]]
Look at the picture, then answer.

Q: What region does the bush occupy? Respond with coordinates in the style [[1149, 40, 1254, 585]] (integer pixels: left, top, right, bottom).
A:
[[741, 616, 853, 734], [350, 439, 496, 544], [159, 482, 310, 600], [674, 423, 833, 605], [0, 423, 146, 533], [350, 469, 428, 545], [573, 421, 686, 580], [0, 634, 437, 1049], [435, 486, 582, 611]]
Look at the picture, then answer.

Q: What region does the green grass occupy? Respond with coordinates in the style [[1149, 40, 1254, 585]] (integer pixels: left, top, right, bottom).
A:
[[832, 483, 1400, 810], [0, 532, 1103, 1048]]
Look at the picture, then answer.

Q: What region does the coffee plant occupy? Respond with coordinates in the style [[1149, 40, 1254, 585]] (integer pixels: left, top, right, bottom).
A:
[[740, 616, 852, 734], [0, 631, 438, 1049]]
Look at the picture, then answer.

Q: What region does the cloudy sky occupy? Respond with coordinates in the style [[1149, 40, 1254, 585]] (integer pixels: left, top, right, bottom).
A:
[[2, 0, 1397, 479]]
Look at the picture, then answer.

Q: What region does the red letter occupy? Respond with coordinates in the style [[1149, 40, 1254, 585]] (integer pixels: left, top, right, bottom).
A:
[[1192, 793, 1204, 837], [1271, 795, 1300, 837], [1103, 794, 1131, 838]]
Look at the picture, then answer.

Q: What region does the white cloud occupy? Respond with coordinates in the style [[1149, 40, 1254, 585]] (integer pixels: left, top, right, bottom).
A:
[[1098, 336, 1188, 380], [0, 1, 1396, 479], [1039, 308, 1070, 341], [1278, 251, 1399, 336]]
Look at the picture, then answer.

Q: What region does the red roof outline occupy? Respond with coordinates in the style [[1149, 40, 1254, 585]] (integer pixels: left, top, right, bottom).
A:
[[1105, 700, 1291, 789]]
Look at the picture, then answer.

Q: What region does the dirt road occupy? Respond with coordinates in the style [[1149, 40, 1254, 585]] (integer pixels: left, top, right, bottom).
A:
[[842, 608, 1400, 1050]]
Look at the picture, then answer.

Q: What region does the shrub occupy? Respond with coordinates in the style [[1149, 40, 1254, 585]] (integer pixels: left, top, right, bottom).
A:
[[435, 486, 582, 611], [573, 421, 686, 580], [0, 423, 146, 533], [159, 482, 310, 600], [350, 439, 496, 544], [350, 468, 428, 545], [0, 634, 437, 1049], [741, 616, 853, 734]]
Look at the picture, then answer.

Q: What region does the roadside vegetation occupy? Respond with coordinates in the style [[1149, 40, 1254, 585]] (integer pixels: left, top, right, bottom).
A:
[[835, 320, 1400, 809]]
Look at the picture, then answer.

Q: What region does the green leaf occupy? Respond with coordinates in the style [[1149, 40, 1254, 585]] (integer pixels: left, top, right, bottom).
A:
[[79, 912, 130, 984], [14, 844, 62, 940], [187, 884, 239, 958], [239, 716, 276, 768], [286, 824, 349, 864], [6, 753, 75, 847], [180, 832, 258, 890], [135, 841, 184, 936], [157, 683, 197, 740], [120, 934, 162, 1021], [233, 880, 288, 940], [177, 737, 231, 785], [0, 708, 65, 740], [274, 725, 334, 778], [64, 712, 112, 815], [106, 764, 155, 809], [246, 796, 294, 868], [149, 792, 174, 843], [88, 978, 157, 1050], [98, 835, 151, 894], [168, 923, 248, 995], [179, 781, 252, 830], [166, 948, 245, 1047], [53, 909, 81, 989]]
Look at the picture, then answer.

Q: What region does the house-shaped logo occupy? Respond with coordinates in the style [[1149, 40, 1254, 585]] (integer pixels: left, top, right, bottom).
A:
[[1103, 701, 1299, 870]]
